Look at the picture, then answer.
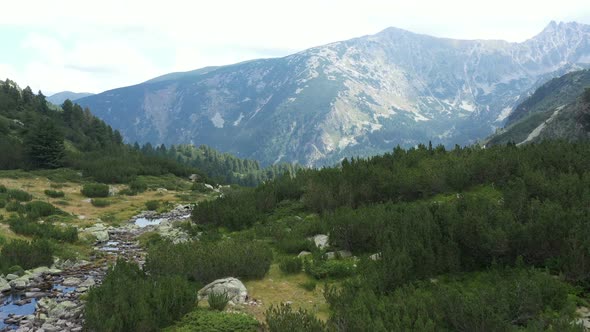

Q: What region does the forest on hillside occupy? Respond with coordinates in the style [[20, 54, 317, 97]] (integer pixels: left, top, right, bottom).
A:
[[0, 79, 295, 185]]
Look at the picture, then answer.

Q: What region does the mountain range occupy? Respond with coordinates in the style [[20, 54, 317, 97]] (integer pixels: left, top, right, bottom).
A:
[[76, 21, 590, 166], [486, 69, 590, 145], [47, 91, 94, 105]]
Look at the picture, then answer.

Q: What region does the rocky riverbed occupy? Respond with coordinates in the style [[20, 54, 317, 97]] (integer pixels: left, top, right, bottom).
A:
[[0, 205, 193, 332]]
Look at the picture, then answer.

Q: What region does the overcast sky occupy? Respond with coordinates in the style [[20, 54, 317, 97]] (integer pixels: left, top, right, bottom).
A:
[[1, 0, 589, 95]]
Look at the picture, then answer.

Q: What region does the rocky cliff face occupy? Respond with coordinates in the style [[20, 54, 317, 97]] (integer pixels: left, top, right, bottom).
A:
[[77, 21, 590, 166]]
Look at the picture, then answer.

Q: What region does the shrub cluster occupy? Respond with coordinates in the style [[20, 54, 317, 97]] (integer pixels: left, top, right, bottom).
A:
[[145, 238, 273, 284], [84, 260, 197, 332], [8, 216, 78, 243], [0, 239, 54, 271], [265, 304, 326, 332], [44, 189, 65, 198], [163, 310, 260, 332], [81, 183, 109, 198], [7, 189, 32, 202], [279, 257, 303, 274], [145, 200, 160, 211], [90, 198, 110, 207]]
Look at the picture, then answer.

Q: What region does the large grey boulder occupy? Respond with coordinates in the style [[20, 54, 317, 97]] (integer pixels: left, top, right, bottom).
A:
[[6, 273, 19, 281], [84, 223, 109, 242], [198, 277, 248, 304], [9, 277, 28, 290], [62, 277, 82, 287]]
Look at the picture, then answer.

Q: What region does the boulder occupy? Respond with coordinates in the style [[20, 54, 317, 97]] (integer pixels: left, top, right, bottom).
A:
[[6, 273, 19, 281], [9, 277, 28, 290], [198, 277, 248, 304], [84, 223, 110, 242], [312, 234, 329, 249], [62, 277, 82, 286], [369, 253, 382, 261], [326, 250, 352, 260], [79, 277, 95, 288], [298, 251, 312, 258]]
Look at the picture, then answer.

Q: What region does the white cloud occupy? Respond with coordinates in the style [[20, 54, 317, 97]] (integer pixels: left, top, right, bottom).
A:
[[0, 0, 589, 93]]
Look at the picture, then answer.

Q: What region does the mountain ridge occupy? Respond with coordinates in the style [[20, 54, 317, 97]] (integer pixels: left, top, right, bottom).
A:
[[77, 21, 590, 166]]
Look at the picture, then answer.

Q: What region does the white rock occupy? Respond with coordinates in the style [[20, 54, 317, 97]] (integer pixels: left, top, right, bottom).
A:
[[312, 234, 329, 249], [198, 277, 248, 304]]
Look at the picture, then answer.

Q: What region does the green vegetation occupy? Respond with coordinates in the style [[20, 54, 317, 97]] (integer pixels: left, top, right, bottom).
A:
[[44, 189, 65, 198], [85, 260, 197, 332], [164, 310, 260, 332], [81, 183, 109, 197], [7, 189, 33, 202], [90, 198, 111, 207], [188, 140, 590, 330], [265, 304, 326, 332], [145, 239, 273, 284], [279, 257, 303, 274], [207, 291, 230, 311], [0, 239, 53, 271], [145, 200, 160, 211]]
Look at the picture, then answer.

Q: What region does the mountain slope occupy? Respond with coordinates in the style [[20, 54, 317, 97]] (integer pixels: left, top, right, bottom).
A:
[[77, 21, 590, 166], [486, 69, 590, 145], [47, 91, 94, 105]]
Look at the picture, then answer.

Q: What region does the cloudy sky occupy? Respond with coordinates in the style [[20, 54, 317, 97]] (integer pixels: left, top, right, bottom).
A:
[[1, 0, 589, 95]]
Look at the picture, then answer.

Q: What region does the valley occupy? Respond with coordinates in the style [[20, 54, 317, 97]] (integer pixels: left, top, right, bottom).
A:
[[2, 11, 590, 331]]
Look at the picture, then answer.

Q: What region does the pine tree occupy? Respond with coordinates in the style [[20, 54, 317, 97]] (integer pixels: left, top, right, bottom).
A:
[[25, 120, 65, 168]]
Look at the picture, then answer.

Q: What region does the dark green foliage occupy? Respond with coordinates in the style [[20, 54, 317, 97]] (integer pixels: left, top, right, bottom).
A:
[[7, 189, 32, 202], [0, 184, 6, 193], [25, 201, 57, 218], [129, 178, 148, 193], [81, 183, 109, 197], [326, 268, 577, 331], [145, 239, 272, 284], [5, 201, 25, 213], [0, 239, 53, 271], [7, 265, 24, 276], [145, 200, 160, 211], [25, 120, 65, 168], [279, 257, 303, 274], [7, 216, 78, 242], [304, 258, 356, 280], [163, 310, 260, 332], [207, 291, 230, 311], [90, 198, 110, 207], [265, 304, 327, 332], [84, 260, 197, 332], [192, 188, 262, 230], [191, 182, 212, 193], [0, 199, 5, 208], [44, 189, 64, 198]]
